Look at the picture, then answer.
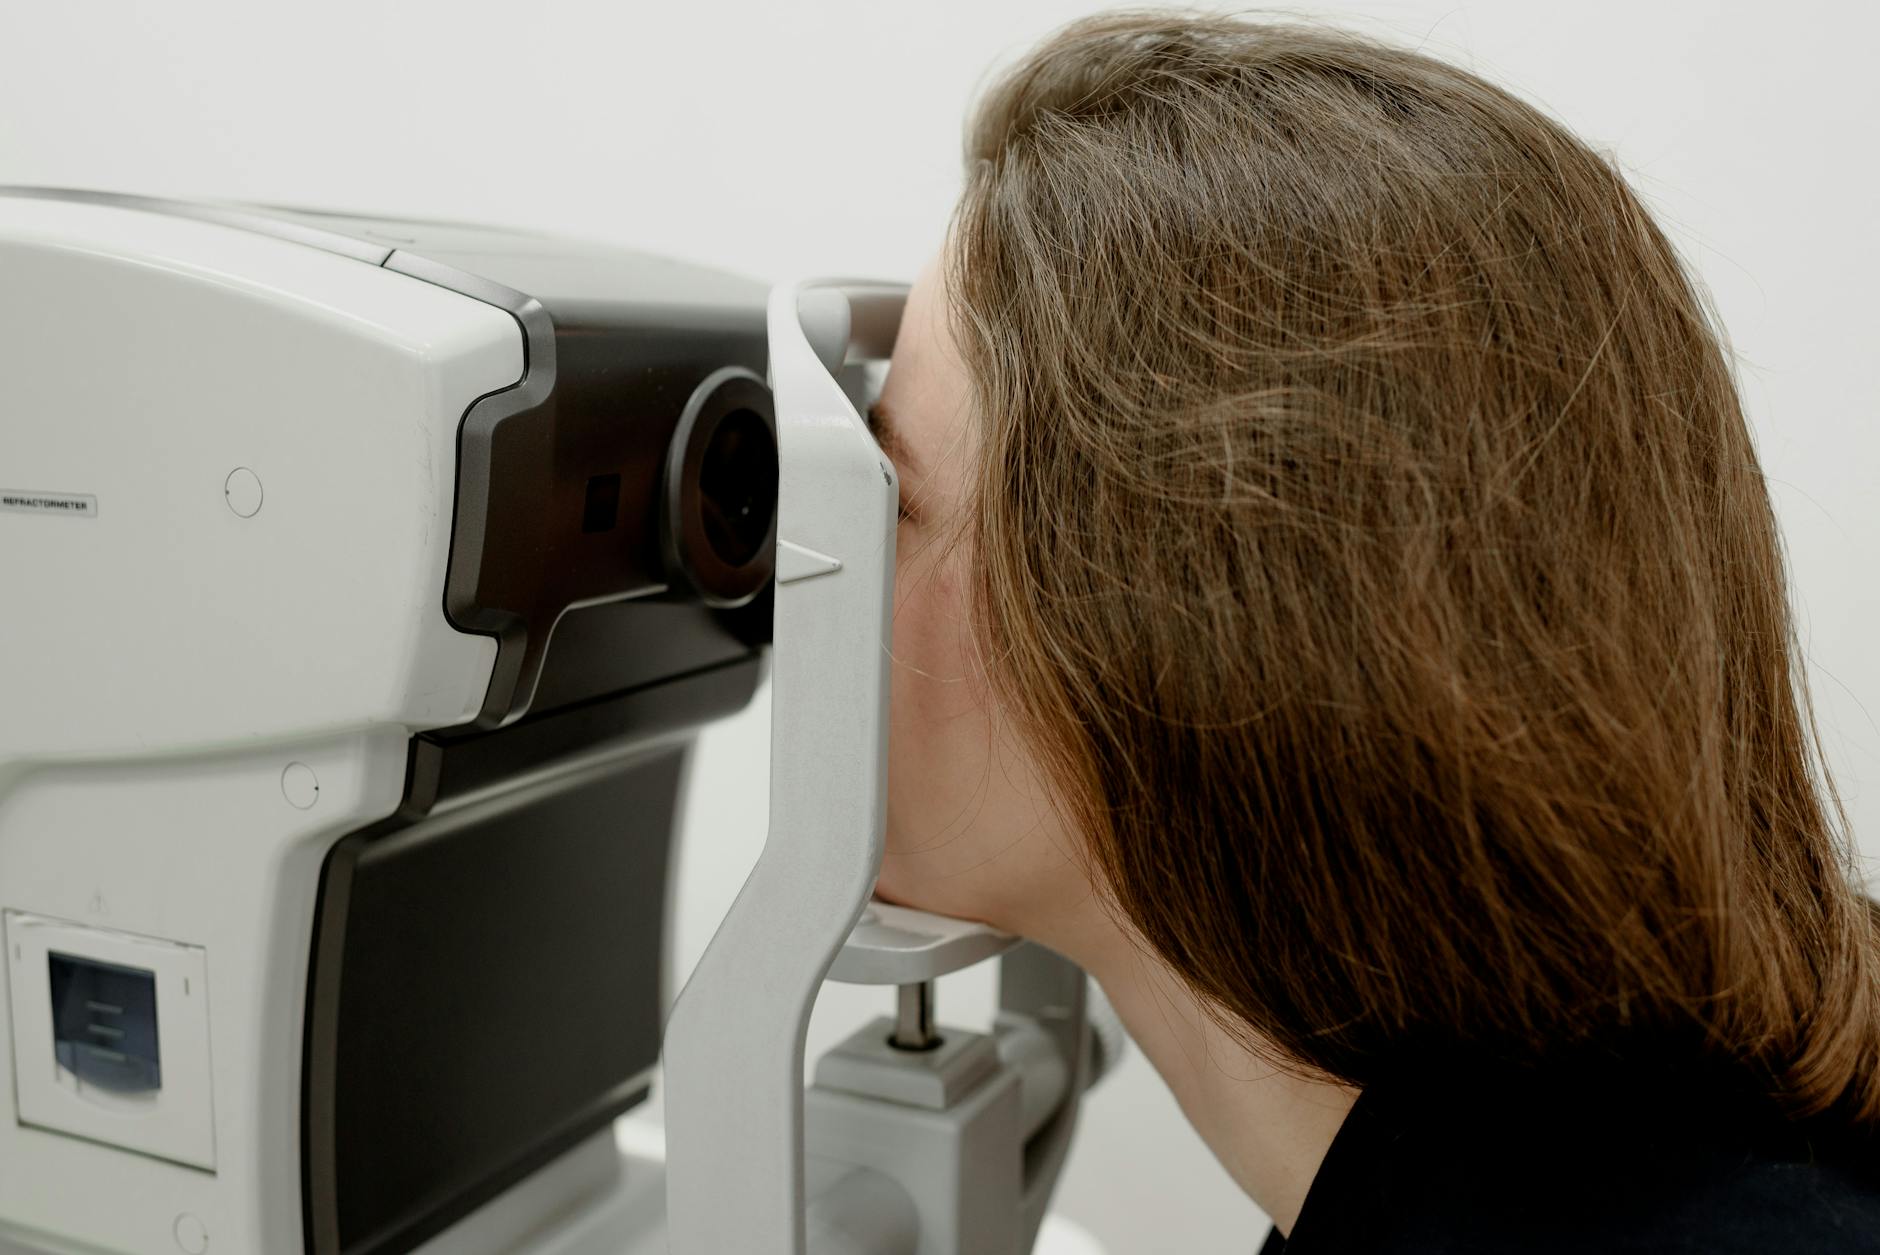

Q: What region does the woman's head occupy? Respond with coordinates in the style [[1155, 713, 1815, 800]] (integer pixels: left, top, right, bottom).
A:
[[874, 12, 1880, 1123]]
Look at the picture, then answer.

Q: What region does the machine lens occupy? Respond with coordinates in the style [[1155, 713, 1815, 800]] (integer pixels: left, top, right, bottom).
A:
[[697, 407, 778, 570]]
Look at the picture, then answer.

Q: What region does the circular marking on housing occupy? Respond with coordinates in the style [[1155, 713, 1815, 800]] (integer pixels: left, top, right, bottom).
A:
[[173, 1213, 209, 1254], [281, 762, 319, 810], [224, 467, 263, 518]]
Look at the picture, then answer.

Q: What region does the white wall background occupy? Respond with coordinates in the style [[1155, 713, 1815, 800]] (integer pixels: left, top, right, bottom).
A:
[[4, 2, 1875, 1250]]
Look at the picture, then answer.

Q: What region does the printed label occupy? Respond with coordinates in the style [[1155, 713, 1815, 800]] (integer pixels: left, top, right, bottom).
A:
[[0, 490, 98, 518]]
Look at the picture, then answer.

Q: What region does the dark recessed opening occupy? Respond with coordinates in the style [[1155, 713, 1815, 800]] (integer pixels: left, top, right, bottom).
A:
[[50, 952, 162, 1094], [582, 473, 621, 534], [697, 409, 777, 569]]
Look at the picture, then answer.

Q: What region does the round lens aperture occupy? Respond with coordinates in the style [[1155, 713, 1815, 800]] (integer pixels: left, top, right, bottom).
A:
[[698, 408, 778, 570], [660, 367, 778, 608]]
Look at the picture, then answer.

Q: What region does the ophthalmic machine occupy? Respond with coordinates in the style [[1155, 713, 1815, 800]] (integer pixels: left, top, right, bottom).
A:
[[0, 188, 1118, 1255]]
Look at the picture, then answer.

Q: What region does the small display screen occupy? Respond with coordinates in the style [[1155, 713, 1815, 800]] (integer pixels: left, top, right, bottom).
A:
[[48, 952, 162, 1094]]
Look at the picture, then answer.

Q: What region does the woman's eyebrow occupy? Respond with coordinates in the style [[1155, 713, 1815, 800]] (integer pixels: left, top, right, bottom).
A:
[[867, 398, 919, 474]]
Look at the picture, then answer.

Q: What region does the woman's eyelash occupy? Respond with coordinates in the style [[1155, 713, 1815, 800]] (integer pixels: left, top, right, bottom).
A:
[[864, 404, 913, 521]]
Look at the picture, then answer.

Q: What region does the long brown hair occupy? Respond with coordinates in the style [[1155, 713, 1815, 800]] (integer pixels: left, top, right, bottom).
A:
[[946, 11, 1880, 1123]]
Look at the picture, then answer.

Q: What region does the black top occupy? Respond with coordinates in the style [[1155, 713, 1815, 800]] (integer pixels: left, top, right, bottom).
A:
[[1258, 1057, 1880, 1253]]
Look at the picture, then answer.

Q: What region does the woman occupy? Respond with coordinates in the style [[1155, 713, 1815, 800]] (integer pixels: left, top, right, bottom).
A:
[[867, 12, 1880, 1252]]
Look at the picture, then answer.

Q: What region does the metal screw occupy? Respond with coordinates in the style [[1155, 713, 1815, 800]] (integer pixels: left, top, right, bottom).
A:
[[888, 980, 941, 1052]]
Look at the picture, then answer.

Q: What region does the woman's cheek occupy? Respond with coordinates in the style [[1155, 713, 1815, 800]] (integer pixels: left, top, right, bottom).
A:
[[876, 542, 1077, 936], [878, 543, 981, 912]]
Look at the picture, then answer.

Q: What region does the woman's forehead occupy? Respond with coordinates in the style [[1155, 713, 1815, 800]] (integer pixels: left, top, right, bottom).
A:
[[880, 254, 972, 488]]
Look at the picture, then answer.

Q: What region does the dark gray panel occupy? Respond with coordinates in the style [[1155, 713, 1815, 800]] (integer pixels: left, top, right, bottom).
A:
[[380, 247, 771, 729], [303, 656, 764, 1255]]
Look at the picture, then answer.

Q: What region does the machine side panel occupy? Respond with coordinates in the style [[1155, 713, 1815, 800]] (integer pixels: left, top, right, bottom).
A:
[[0, 197, 519, 759], [0, 729, 412, 1255]]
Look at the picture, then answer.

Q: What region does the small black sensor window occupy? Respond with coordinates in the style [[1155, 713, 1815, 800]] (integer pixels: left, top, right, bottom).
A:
[[49, 952, 162, 1094], [582, 473, 622, 534]]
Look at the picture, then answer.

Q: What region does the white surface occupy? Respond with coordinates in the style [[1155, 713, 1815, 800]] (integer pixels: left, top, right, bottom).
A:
[[0, 196, 516, 758], [827, 901, 1018, 985], [3, 4, 1875, 1252]]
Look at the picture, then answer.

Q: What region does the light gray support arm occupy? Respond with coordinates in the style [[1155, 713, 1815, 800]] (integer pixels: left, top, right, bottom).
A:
[[663, 280, 908, 1255], [999, 946, 1094, 1249]]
